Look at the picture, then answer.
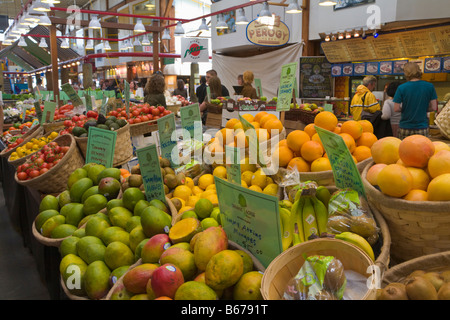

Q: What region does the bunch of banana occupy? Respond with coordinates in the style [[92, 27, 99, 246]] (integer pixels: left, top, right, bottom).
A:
[[335, 232, 375, 261]]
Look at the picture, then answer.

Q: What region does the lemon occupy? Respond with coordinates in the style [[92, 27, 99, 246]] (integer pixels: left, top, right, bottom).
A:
[[240, 157, 257, 173], [173, 185, 193, 202], [263, 183, 279, 196], [186, 195, 200, 207], [251, 170, 268, 189], [198, 174, 214, 190], [213, 166, 227, 180], [205, 184, 216, 191], [185, 177, 195, 189], [192, 186, 204, 196], [266, 176, 274, 185], [200, 189, 216, 199], [249, 185, 263, 193], [195, 198, 214, 219], [241, 180, 248, 188], [241, 171, 253, 186], [205, 193, 219, 206]]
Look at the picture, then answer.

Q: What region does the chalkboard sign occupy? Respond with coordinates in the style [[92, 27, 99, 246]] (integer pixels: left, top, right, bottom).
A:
[[300, 57, 333, 99]]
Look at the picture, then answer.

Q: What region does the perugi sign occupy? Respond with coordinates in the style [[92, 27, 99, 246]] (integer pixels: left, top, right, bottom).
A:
[[246, 16, 290, 47]]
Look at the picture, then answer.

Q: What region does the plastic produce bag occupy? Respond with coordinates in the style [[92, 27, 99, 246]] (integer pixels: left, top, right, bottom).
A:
[[283, 255, 347, 300], [327, 189, 380, 246]]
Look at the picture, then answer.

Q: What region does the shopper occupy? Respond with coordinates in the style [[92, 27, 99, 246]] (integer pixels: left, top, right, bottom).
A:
[[350, 75, 381, 121], [205, 69, 230, 97], [173, 79, 188, 99], [196, 76, 207, 104], [394, 62, 438, 140], [240, 70, 258, 99], [144, 73, 167, 108], [381, 82, 402, 137], [33, 78, 46, 93], [200, 76, 223, 112], [237, 74, 244, 86]]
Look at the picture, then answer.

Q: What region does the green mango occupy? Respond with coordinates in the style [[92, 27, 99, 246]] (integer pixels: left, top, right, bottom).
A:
[[84, 261, 111, 300]]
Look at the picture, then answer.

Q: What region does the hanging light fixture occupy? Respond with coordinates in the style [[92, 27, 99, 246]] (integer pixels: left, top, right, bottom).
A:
[[39, 38, 48, 48], [338, 31, 344, 40], [86, 40, 94, 50], [353, 29, 361, 38], [2, 39, 12, 46], [103, 40, 111, 50], [41, 0, 61, 4], [162, 28, 171, 40], [18, 37, 27, 46], [134, 18, 145, 33], [141, 35, 150, 45], [319, 0, 337, 6], [38, 13, 52, 26], [24, 13, 40, 23], [286, 0, 302, 14], [324, 34, 331, 42], [174, 21, 185, 37], [235, 9, 249, 25], [33, 1, 51, 12], [199, 18, 209, 30], [89, 15, 101, 29], [345, 30, 352, 39], [60, 37, 69, 48], [133, 37, 141, 46], [257, 2, 272, 25], [216, 14, 228, 30]]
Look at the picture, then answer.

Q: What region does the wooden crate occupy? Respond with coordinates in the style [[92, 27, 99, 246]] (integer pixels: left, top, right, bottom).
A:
[[283, 119, 305, 134], [205, 112, 223, 128]]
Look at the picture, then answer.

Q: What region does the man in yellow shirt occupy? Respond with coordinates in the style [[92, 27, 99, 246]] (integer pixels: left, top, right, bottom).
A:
[[350, 76, 381, 121]]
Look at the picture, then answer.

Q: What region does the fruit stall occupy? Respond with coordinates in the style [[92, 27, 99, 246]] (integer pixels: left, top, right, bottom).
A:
[[1, 92, 450, 302]]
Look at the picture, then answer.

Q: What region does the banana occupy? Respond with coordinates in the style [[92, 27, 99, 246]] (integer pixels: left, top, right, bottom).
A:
[[335, 231, 375, 261], [316, 186, 331, 207], [311, 196, 328, 235], [279, 207, 293, 251], [302, 197, 319, 241], [290, 197, 305, 245]]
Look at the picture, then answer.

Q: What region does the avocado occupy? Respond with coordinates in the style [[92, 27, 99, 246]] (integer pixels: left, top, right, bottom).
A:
[[84, 120, 98, 132], [108, 116, 117, 122], [97, 114, 107, 125], [109, 122, 120, 131], [80, 133, 88, 137], [73, 126, 88, 137], [96, 124, 110, 131], [117, 119, 127, 127]]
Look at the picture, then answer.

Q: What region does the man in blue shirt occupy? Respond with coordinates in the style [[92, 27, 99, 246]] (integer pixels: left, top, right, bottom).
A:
[[394, 62, 438, 140]]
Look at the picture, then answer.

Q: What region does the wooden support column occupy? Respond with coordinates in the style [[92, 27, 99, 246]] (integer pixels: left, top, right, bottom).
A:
[[301, 0, 314, 57], [190, 62, 199, 103], [49, 25, 60, 105], [153, 20, 160, 72], [46, 71, 53, 91], [27, 75, 33, 93], [61, 67, 69, 85], [83, 63, 93, 89]]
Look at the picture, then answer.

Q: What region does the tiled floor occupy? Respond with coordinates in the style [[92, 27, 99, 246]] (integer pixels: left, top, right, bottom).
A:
[[0, 182, 51, 300]]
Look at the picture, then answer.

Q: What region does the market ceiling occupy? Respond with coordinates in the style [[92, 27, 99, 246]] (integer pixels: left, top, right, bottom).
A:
[[1, 0, 92, 19]]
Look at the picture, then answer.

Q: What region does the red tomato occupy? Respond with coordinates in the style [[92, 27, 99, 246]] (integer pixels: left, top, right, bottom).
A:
[[142, 106, 150, 114], [151, 108, 160, 116], [128, 118, 135, 124], [17, 172, 28, 180], [132, 110, 140, 117], [153, 116, 160, 120], [63, 120, 72, 127], [141, 115, 150, 122], [120, 111, 127, 117], [39, 168, 49, 175], [60, 146, 70, 154], [29, 170, 40, 179], [35, 158, 45, 167], [110, 111, 118, 118], [157, 106, 165, 114], [134, 118, 142, 124]]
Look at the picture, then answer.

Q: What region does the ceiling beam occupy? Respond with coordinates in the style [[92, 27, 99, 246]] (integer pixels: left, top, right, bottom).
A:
[[49, 17, 164, 33]]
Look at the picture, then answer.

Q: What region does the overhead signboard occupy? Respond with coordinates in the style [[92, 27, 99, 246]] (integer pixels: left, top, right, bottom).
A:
[[181, 38, 209, 63], [246, 15, 290, 47]]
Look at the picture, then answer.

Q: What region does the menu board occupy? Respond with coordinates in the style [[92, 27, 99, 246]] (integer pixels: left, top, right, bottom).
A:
[[443, 57, 450, 73], [379, 61, 394, 75], [300, 57, 333, 98], [424, 57, 442, 73], [321, 25, 450, 63]]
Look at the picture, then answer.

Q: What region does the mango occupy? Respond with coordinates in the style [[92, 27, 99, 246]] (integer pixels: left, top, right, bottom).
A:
[[122, 187, 146, 212], [109, 265, 131, 287], [149, 199, 169, 214], [62, 262, 87, 296], [129, 226, 146, 253], [125, 216, 141, 233], [39, 194, 59, 213], [193, 226, 228, 271], [35, 209, 59, 231], [205, 250, 244, 291], [104, 241, 134, 270], [141, 234, 171, 264], [41, 214, 66, 237], [100, 226, 130, 246], [107, 199, 124, 213], [134, 238, 149, 262], [87, 164, 106, 185], [133, 199, 150, 217], [83, 194, 108, 216], [60, 253, 86, 275], [160, 247, 197, 281], [98, 177, 121, 201], [193, 272, 223, 298], [81, 186, 99, 204], [60, 236, 80, 258], [67, 168, 88, 189], [131, 293, 150, 300], [108, 206, 133, 230], [150, 263, 184, 299], [84, 260, 111, 300], [64, 203, 85, 227], [169, 218, 201, 244], [50, 224, 77, 239], [171, 242, 191, 251], [175, 281, 218, 300], [233, 271, 263, 300], [109, 282, 133, 300], [70, 177, 94, 203], [123, 263, 159, 294], [97, 167, 121, 182], [72, 228, 85, 238], [58, 190, 72, 208], [85, 216, 111, 238], [235, 250, 254, 274], [79, 243, 106, 265], [140, 206, 172, 238]]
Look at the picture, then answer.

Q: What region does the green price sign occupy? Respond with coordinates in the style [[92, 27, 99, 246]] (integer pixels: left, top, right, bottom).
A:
[[136, 144, 166, 204], [85, 126, 117, 167], [225, 145, 241, 185], [180, 103, 202, 142], [41, 101, 57, 123], [157, 113, 179, 167], [315, 126, 366, 198], [124, 80, 130, 115], [254, 78, 263, 98], [61, 83, 83, 107], [215, 176, 283, 268], [277, 62, 298, 112]]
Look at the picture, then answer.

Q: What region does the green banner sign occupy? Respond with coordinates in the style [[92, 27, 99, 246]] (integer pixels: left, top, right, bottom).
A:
[[34, 101, 42, 123], [41, 101, 56, 123], [61, 83, 83, 107], [225, 145, 241, 185], [215, 176, 283, 268], [180, 103, 202, 142], [84, 92, 92, 111], [85, 126, 117, 168], [124, 80, 130, 115], [254, 78, 263, 98], [136, 144, 166, 204], [157, 113, 178, 167], [315, 126, 366, 198], [277, 62, 298, 112]]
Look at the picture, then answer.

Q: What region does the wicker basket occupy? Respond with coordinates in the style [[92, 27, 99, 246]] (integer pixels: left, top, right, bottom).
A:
[[129, 120, 158, 137], [206, 103, 223, 114], [0, 125, 43, 159], [60, 275, 89, 300], [7, 131, 56, 169], [42, 121, 66, 134], [75, 123, 134, 167], [15, 134, 85, 194], [381, 251, 450, 288], [434, 100, 450, 139], [362, 161, 450, 263], [285, 109, 317, 124], [260, 238, 377, 300]]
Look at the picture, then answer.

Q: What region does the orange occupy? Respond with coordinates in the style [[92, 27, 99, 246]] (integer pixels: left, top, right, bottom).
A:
[[233, 122, 244, 131], [366, 163, 387, 186], [371, 137, 401, 164], [427, 150, 450, 178], [215, 128, 234, 146], [403, 190, 428, 201], [209, 142, 224, 154], [358, 120, 374, 133], [300, 141, 324, 162], [287, 157, 310, 172], [226, 118, 240, 130], [304, 123, 317, 138], [427, 173, 450, 201], [339, 133, 356, 154], [433, 141, 450, 154], [398, 135, 435, 168], [406, 167, 430, 191], [273, 146, 294, 168], [311, 133, 323, 148], [352, 146, 372, 162], [277, 139, 288, 148], [314, 111, 338, 132], [333, 126, 341, 134], [259, 114, 277, 128], [377, 164, 413, 198], [120, 168, 131, 179], [255, 128, 270, 143], [234, 131, 249, 148], [263, 118, 283, 135], [250, 122, 260, 129], [254, 111, 268, 124], [356, 132, 378, 148], [311, 157, 332, 172], [286, 130, 310, 154], [240, 114, 254, 123], [341, 120, 363, 140]]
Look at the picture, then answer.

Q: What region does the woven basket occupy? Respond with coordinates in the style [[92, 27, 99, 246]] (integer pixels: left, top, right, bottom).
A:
[[129, 120, 158, 137], [104, 240, 265, 300], [15, 134, 85, 194], [381, 251, 450, 288], [434, 100, 450, 139], [7, 131, 56, 169], [60, 275, 89, 300], [260, 238, 377, 300], [285, 109, 317, 124], [75, 123, 133, 167], [0, 125, 43, 159], [206, 103, 223, 114], [42, 121, 66, 134], [362, 161, 450, 263]]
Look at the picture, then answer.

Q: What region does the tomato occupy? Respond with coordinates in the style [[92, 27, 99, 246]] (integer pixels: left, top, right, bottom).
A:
[[16, 138, 24, 144], [17, 172, 28, 180], [134, 117, 142, 124], [142, 106, 150, 114], [128, 118, 134, 124], [120, 110, 128, 117], [60, 146, 70, 154], [29, 170, 41, 179], [35, 158, 44, 167], [110, 111, 118, 118], [39, 168, 49, 175], [141, 115, 150, 122], [157, 106, 165, 114], [151, 108, 160, 116], [153, 116, 160, 120], [64, 120, 73, 127], [87, 110, 98, 119], [162, 110, 171, 116], [40, 162, 49, 169], [132, 110, 140, 117]]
